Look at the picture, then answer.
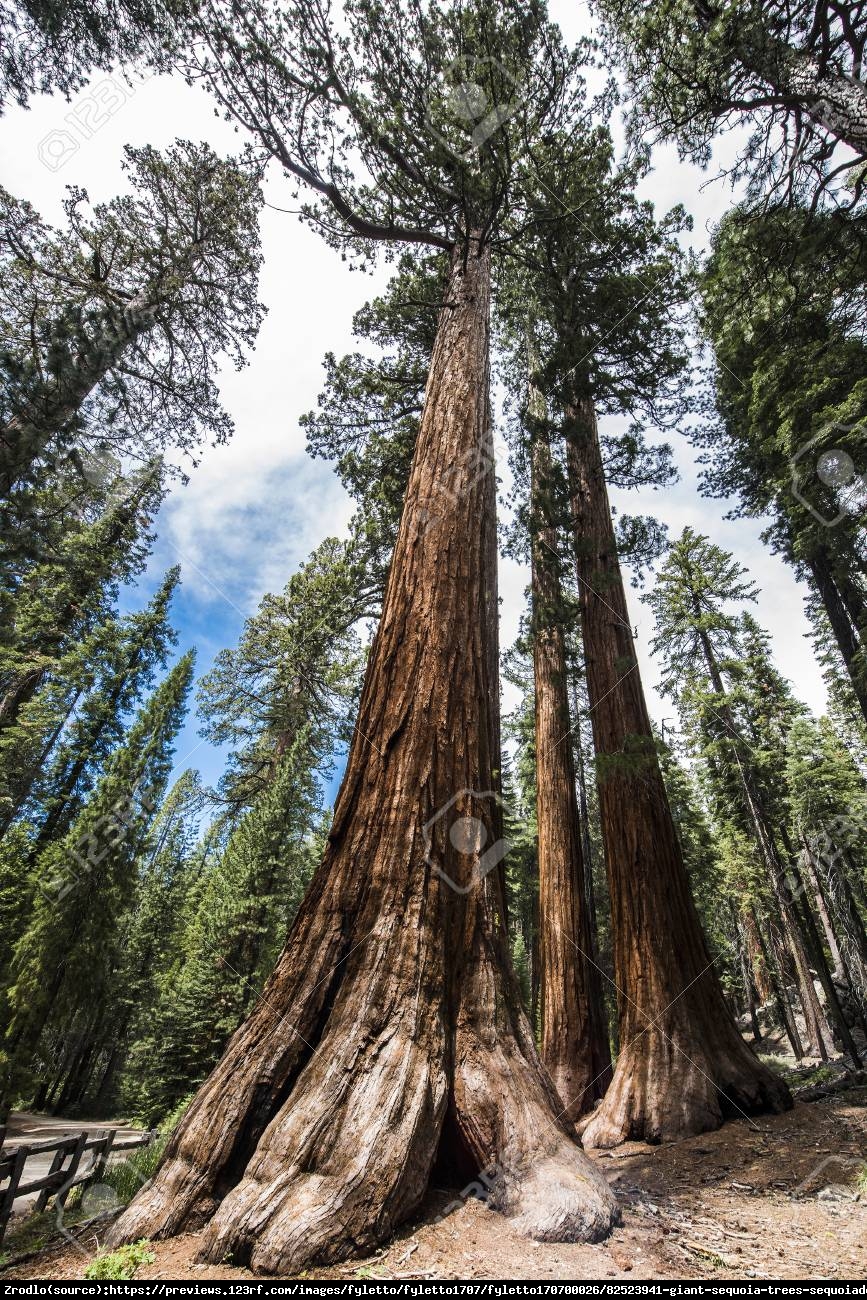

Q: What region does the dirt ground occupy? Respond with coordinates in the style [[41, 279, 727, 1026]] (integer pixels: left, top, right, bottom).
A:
[[4, 1083, 865, 1282]]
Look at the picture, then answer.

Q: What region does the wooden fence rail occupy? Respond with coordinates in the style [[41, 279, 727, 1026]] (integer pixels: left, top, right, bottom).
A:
[[0, 1128, 156, 1248]]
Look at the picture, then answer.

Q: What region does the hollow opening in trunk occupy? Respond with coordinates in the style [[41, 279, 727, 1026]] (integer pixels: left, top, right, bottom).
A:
[[430, 1095, 480, 1191]]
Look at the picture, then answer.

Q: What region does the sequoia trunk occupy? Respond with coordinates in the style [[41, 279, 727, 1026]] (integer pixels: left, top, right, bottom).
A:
[[563, 393, 789, 1147], [109, 244, 617, 1273], [529, 402, 611, 1119]]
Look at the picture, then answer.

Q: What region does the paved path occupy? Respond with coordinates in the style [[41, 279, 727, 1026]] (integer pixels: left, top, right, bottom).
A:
[[3, 1112, 148, 1213]]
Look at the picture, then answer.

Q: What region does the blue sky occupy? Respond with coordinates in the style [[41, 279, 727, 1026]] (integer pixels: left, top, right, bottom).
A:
[[1, 0, 831, 811]]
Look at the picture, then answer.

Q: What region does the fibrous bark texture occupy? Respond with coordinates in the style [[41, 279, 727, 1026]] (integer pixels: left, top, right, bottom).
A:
[[564, 393, 790, 1148], [529, 408, 611, 1120], [109, 246, 617, 1273]]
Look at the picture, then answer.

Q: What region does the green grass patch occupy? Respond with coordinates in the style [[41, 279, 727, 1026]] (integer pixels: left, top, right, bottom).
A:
[[758, 1056, 840, 1089], [84, 1241, 154, 1280]]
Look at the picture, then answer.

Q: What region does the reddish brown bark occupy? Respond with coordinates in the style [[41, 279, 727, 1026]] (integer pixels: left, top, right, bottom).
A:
[[109, 245, 617, 1273], [529, 411, 611, 1120], [562, 394, 790, 1147]]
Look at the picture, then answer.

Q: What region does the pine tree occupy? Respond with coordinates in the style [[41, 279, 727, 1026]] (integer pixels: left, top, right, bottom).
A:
[[646, 529, 861, 1064], [784, 714, 867, 1022], [197, 537, 368, 817], [0, 470, 159, 739], [503, 644, 541, 1023], [698, 206, 867, 721], [1, 650, 194, 1113], [88, 768, 208, 1115], [1, 140, 264, 497], [302, 251, 447, 586], [130, 739, 322, 1122], [0, 0, 190, 110], [0, 566, 179, 844]]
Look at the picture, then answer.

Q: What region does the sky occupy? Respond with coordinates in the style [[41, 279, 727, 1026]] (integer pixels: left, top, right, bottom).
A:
[[0, 0, 830, 805]]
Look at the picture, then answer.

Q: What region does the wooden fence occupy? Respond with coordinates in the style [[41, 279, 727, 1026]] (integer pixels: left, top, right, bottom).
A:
[[0, 1128, 155, 1248]]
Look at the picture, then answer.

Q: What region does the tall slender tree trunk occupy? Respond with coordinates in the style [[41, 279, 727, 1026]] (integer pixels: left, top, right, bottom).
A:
[[26, 648, 148, 864], [0, 692, 80, 841], [0, 294, 158, 497], [780, 824, 862, 1060], [803, 847, 867, 1038], [802, 843, 846, 981], [690, 618, 841, 1061], [561, 393, 789, 1148], [730, 904, 762, 1042], [570, 680, 613, 1057], [109, 243, 617, 1274], [528, 395, 610, 1119], [831, 850, 867, 1001], [764, 917, 807, 1058], [776, 880, 835, 1059], [0, 485, 150, 736], [807, 552, 867, 726]]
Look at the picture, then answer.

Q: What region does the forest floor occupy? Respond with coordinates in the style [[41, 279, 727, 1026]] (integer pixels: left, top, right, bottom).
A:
[[3, 1059, 865, 1282]]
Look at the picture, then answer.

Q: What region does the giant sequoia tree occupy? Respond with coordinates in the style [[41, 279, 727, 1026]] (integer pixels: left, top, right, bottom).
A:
[[526, 371, 611, 1121], [500, 133, 790, 1145], [111, 0, 617, 1271]]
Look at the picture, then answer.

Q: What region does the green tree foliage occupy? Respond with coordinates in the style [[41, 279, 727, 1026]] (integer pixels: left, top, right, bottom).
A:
[[1, 649, 194, 1107], [0, 565, 179, 843], [1, 139, 265, 498], [197, 536, 370, 816], [302, 251, 448, 579], [87, 768, 208, 1114], [0, 470, 160, 747], [698, 205, 867, 719], [123, 738, 324, 1121], [502, 647, 540, 1017], [647, 528, 865, 1056], [593, 0, 867, 210], [175, 0, 577, 261], [655, 733, 736, 991], [784, 714, 867, 1010], [0, 0, 192, 110]]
